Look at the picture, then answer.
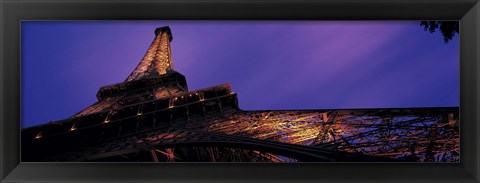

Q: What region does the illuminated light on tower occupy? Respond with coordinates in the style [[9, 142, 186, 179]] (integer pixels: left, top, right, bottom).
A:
[[34, 133, 42, 139]]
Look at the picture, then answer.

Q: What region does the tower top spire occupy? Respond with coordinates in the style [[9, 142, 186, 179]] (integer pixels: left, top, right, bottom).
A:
[[155, 26, 173, 41], [125, 26, 175, 82]]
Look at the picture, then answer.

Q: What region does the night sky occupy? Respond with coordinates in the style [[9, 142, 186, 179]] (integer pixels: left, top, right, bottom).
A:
[[21, 21, 459, 128]]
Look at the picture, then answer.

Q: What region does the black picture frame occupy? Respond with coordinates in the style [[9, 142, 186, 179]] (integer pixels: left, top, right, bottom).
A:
[[1, 0, 479, 182]]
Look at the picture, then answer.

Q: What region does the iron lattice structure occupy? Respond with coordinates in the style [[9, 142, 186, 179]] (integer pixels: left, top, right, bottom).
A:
[[21, 26, 459, 162]]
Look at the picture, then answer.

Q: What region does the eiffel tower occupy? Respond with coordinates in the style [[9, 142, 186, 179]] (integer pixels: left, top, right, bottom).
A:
[[21, 26, 460, 162]]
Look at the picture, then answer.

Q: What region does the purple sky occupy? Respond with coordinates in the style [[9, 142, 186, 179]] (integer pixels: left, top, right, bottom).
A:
[[21, 21, 459, 128]]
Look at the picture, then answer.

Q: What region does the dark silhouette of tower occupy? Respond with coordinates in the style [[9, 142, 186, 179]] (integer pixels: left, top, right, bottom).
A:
[[21, 26, 460, 162]]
